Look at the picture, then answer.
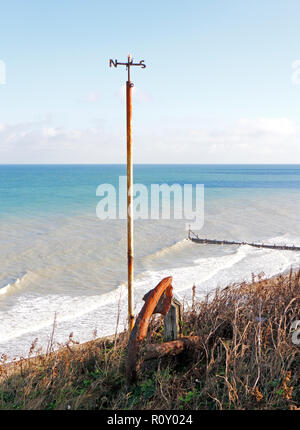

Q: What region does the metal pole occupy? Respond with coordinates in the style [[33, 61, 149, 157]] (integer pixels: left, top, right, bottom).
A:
[[109, 54, 146, 333], [127, 64, 134, 332]]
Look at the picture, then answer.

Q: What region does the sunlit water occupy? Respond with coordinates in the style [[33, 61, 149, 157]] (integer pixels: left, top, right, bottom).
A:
[[0, 164, 300, 360]]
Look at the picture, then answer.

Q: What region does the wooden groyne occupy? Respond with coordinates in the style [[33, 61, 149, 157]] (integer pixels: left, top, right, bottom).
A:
[[188, 229, 300, 252]]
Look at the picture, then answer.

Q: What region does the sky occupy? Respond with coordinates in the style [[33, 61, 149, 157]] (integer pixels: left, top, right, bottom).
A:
[[0, 0, 300, 163]]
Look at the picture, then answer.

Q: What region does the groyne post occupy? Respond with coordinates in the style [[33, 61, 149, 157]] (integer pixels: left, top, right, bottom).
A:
[[164, 297, 182, 341]]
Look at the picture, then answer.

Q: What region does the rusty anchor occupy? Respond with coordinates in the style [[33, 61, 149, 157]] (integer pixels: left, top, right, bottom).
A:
[[126, 276, 199, 382]]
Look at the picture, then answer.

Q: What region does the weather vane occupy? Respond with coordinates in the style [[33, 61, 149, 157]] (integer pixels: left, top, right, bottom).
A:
[[109, 55, 146, 82], [109, 54, 146, 332]]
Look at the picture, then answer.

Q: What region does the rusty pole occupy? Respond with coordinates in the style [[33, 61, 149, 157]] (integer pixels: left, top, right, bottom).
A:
[[109, 55, 146, 332], [126, 56, 134, 332]]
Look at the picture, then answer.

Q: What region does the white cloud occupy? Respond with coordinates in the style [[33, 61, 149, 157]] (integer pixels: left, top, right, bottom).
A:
[[86, 91, 101, 103], [134, 117, 300, 163], [0, 121, 123, 163], [0, 117, 299, 163], [119, 84, 151, 103], [237, 117, 297, 136], [76, 91, 101, 103]]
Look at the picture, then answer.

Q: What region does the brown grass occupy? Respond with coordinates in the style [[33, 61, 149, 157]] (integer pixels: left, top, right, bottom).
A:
[[0, 269, 299, 410]]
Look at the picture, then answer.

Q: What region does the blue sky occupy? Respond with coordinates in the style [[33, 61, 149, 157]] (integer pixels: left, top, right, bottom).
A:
[[0, 0, 300, 163]]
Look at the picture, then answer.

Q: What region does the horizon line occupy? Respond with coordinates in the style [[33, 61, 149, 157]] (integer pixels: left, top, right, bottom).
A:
[[1, 163, 300, 166]]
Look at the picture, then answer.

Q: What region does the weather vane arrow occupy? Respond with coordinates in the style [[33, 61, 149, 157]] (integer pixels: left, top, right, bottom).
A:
[[109, 54, 146, 332]]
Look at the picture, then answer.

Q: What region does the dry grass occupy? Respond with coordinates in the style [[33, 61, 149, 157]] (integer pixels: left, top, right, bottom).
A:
[[0, 269, 299, 410]]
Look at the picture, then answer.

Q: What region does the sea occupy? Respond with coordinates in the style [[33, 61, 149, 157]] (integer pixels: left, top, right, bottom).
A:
[[0, 164, 300, 360]]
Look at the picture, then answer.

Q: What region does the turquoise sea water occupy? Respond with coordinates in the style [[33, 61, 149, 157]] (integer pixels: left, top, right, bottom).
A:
[[0, 164, 300, 360], [1, 164, 300, 217]]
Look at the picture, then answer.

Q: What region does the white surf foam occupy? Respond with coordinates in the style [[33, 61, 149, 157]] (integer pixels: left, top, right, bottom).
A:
[[0, 272, 32, 296], [1, 233, 300, 361]]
